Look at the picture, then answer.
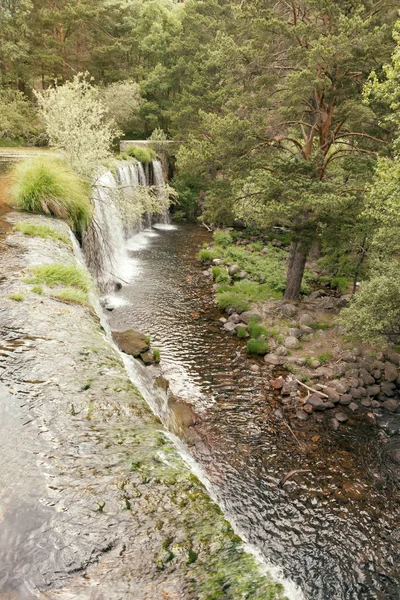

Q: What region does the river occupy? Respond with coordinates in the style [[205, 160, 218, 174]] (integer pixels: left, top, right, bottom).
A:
[[107, 223, 400, 600]]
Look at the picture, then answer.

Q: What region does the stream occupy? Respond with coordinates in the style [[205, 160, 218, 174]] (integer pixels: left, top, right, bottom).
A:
[[108, 223, 400, 600]]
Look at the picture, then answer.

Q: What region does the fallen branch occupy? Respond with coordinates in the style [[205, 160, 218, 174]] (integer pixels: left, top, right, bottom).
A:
[[295, 379, 329, 399], [278, 469, 312, 488], [201, 222, 212, 232]]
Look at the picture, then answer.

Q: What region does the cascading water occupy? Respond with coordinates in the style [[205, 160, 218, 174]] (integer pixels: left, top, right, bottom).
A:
[[83, 158, 169, 291]]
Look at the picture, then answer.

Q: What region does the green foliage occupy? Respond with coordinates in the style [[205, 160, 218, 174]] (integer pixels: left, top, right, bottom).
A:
[[15, 222, 71, 246], [223, 246, 286, 292], [27, 264, 90, 292], [215, 291, 250, 313], [171, 172, 204, 221], [153, 348, 161, 362], [213, 230, 232, 248], [51, 287, 88, 306], [236, 327, 247, 339], [31, 285, 43, 295], [9, 293, 24, 302], [317, 353, 332, 365], [121, 145, 156, 164], [198, 247, 223, 263], [211, 266, 230, 284], [0, 89, 41, 144], [248, 319, 267, 339], [11, 158, 92, 235], [340, 262, 400, 344], [247, 338, 269, 356]]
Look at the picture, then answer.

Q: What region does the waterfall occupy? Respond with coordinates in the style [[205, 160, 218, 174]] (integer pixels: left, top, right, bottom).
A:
[[83, 158, 169, 291]]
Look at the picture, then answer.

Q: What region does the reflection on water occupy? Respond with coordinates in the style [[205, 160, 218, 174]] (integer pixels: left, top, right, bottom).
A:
[[109, 223, 400, 600]]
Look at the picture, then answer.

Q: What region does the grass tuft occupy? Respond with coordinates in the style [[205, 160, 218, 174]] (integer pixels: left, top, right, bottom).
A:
[[51, 287, 88, 305], [198, 247, 223, 263], [153, 348, 161, 362], [15, 222, 71, 246], [247, 338, 269, 355], [11, 157, 92, 235], [120, 145, 156, 163], [31, 285, 43, 295], [27, 263, 90, 292], [9, 293, 24, 301], [211, 266, 230, 283], [236, 326, 247, 339], [216, 291, 250, 313], [248, 318, 268, 339]]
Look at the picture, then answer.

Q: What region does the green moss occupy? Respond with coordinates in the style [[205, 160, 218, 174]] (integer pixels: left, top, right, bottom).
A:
[[27, 263, 90, 292], [15, 221, 71, 246], [11, 157, 92, 235]]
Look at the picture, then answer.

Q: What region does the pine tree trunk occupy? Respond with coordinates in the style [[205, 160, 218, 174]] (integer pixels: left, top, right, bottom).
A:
[[284, 240, 309, 301]]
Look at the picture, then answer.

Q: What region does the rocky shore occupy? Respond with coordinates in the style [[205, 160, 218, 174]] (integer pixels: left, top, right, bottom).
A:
[[0, 210, 287, 599]]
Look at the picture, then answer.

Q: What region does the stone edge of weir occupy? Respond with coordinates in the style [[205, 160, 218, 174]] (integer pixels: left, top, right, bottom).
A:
[[0, 210, 294, 600]]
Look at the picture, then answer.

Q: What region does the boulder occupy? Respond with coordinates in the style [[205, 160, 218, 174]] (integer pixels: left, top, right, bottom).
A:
[[299, 324, 313, 334], [280, 303, 297, 318], [223, 321, 237, 334], [308, 395, 326, 410], [299, 313, 315, 326], [228, 264, 241, 276], [228, 313, 241, 324], [384, 363, 398, 383], [240, 311, 262, 324], [288, 327, 303, 338], [324, 387, 340, 403], [284, 336, 300, 349], [140, 351, 155, 365], [339, 394, 352, 405], [264, 353, 282, 366], [366, 385, 380, 397], [382, 399, 399, 413], [275, 345, 288, 356], [112, 329, 149, 357]]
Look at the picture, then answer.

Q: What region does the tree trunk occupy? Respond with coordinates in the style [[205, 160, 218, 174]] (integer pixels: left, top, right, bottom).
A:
[[284, 240, 309, 301]]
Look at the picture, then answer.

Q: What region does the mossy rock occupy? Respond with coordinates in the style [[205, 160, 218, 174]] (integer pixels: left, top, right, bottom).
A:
[[112, 329, 149, 357]]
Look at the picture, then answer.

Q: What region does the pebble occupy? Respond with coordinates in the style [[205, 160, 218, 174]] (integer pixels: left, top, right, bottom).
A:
[[250, 364, 260, 373], [264, 353, 282, 366], [299, 313, 315, 326], [384, 363, 398, 382], [272, 376, 285, 390], [284, 336, 300, 349], [339, 394, 352, 405], [382, 399, 399, 413], [296, 409, 309, 421], [361, 399, 372, 407], [330, 418, 340, 431], [335, 412, 348, 423], [349, 402, 359, 412]]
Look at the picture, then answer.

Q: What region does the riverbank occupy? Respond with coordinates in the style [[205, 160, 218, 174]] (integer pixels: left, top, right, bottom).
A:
[[0, 207, 288, 598]]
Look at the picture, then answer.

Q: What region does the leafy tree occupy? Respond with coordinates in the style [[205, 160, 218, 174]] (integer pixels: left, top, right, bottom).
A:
[[36, 73, 119, 179], [100, 80, 141, 134], [0, 88, 41, 143]]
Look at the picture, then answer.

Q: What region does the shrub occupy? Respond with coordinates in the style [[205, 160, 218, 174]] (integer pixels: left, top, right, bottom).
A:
[[211, 266, 230, 283], [236, 327, 247, 339], [15, 222, 71, 246], [11, 158, 92, 235], [51, 287, 88, 305], [340, 264, 400, 344], [121, 145, 156, 163], [215, 291, 250, 313], [213, 230, 232, 247], [247, 338, 269, 355], [27, 263, 90, 292], [198, 247, 223, 263]]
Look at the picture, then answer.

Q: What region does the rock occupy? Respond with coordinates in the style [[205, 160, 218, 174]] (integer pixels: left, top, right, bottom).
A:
[[299, 313, 315, 326], [359, 369, 375, 386], [299, 324, 313, 334], [330, 418, 340, 431], [288, 328, 303, 338], [274, 408, 284, 419], [372, 359, 386, 371], [240, 311, 262, 324], [238, 271, 248, 279], [335, 412, 348, 423], [382, 399, 399, 413], [366, 385, 380, 397], [234, 322, 248, 333], [324, 401, 335, 409], [280, 303, 297, 318], [358, 386, 367, 397], [219, 317, 227, 323], [228, 313, 241, 324], [377, 414, 400, 436], [309, 359, 321, 369], [348, 377, 360, 389], [275, 345, 288, 356], [380, 381, 396, 397], [284, 336, 300, 349], [272, 376, 285, 390], [308, 395, 326, 410], [387, 352, 400, 366], [324, 387, 340, 403], [337, 296, 351, 309], [329, 380, 348, 394], [349, 402, 359, 412], [296, 409, 309, 421], [112, 329, 149, 357], [361, 399, 372, 408], [372, 369, 382, 381], [228, 264, 240, 276], [315, 366, 334, 379], [223, 321, 237, 334], [140, 351, 155, 365], [285, 356, 307, 366], [371, 400, 381, 408], [264, 353, 282, 366], [350, 387, 362, 400], [250, 364, 260, 373], [282, 380, 298, 395], [212, 258, 222, 265], [384, 363, 398, 382], [303, 404, 313, 414], [340, 394, 352, 406]]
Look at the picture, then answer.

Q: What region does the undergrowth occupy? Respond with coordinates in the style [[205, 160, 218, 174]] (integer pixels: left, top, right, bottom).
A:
[[26, 263, 90, 292], [120, 145, 156, 163]]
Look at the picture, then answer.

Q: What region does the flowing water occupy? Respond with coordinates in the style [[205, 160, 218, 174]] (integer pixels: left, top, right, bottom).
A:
[[107, 223, 400, 600]]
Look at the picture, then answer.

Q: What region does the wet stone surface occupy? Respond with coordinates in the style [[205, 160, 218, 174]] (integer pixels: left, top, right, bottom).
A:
[[0, 214, 285, 599]]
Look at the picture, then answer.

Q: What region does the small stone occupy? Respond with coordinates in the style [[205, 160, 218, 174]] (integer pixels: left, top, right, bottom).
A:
[[384, 363, 398, 383], [296, 409, 309, 421], [223, 322, 237, 334], [275, 345, 288, 357], [324, 401, 335, 409], [366, 385, 380, 397], [264, 353, 282, 366], [288, 327, 303, 338], [335, 412, 348, 423], [382, 399, 399, 413], [324, 387, 340, 403], [361, 399, 372, 408], [372, 369, 381, 381], [280, 303, 297, 318], [299, 324, 313, 334], [303, 404, 313, 414], [309, 359, 321, 369], [299, 313, 315, 326], [330, 418, 340, 431], [281, 380, 298, 395], [358, 386, 367, 397], [219, 317, 227, 324], [272, 376, 285, 390], [212, 258, 222, 265], [349, 402, 359, 412], [372, 359, 385, 371], [250, 364, 260, 373], [238, 271, 247, 279], [308, 395, 326, 410], [350, 388, 362, 400], [348, 377, 359, 389], [387, 352, 400, 366], [228, 264, 240, 276], [284, 336, 300, 349], [339, 394, 352, 405], [330, 380, 348, 394], [285, 357, 307, 366], [358, 369, 375, 386], [228, 313, 241, 323], [371, 400, 381, 408]]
